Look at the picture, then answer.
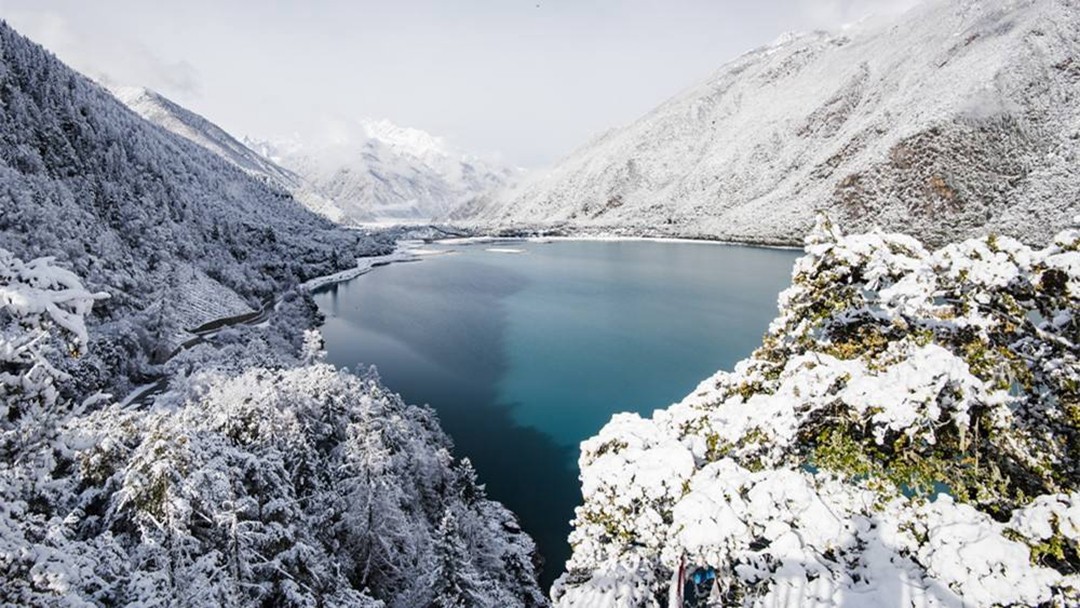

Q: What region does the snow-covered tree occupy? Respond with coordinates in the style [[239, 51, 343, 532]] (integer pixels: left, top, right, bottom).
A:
[[0, 20, 392, 399], [0, 246, 544, 606], [0, 248, 107, 453], [555, 218, 1080, 607], [0, 248, 112, 605], [2, 346, 546, 606]]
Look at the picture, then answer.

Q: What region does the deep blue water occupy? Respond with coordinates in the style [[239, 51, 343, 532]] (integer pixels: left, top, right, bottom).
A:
[[313, 239, 799, 590]]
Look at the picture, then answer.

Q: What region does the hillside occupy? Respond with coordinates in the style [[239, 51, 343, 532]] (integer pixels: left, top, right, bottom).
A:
[[112, 86, 346, 222], [0, 20, 547, 607], [553, 219, 1080, 607], [0, 249, 547, 608], [249, 119, 516, 223], [0, 20, 385, 394], [456, 0, 1080, 246]]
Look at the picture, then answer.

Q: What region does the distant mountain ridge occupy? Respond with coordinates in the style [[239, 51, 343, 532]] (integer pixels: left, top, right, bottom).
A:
[[455, 0, 1080, 246], [112, 86, 346, 222], [249, 120, 517, 223]]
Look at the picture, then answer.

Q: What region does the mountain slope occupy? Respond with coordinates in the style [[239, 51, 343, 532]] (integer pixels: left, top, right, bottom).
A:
[[112, 86, 346, 222], [457, 0, 1080, 246], [0, 22, 547, 607], [250, 120, 515, 223], [0, 20, 382, 392]]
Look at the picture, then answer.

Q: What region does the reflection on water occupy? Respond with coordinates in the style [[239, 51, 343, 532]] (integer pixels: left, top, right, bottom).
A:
[[313, 240, 800, 590]]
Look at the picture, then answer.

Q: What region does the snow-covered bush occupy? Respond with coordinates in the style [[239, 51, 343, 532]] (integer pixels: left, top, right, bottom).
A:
[[0, 250, 544, 606], [2, 360, 546, 607], [555, 218, 1080, 607], [0, 248, 107, 451]]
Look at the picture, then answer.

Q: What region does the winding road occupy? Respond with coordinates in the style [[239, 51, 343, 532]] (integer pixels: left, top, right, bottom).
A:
[[119, 250, 421, 409]]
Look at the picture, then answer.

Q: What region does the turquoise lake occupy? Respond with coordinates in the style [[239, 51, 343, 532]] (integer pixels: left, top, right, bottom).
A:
[[313, 239, 800, 589]]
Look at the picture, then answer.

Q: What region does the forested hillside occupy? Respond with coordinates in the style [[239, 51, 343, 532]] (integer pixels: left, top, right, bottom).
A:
[[0, 20, 389, 395], [0, 251, 546, 607], [113, 86, 347, 223], [0, 21, 547, 607]]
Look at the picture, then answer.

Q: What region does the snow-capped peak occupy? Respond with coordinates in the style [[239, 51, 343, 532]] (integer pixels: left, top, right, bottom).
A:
[[360, 118, 449, 159], [248, 119, 515, 223]]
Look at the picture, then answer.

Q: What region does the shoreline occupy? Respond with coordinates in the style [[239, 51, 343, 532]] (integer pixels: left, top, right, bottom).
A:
[[523, 234, 803, 251], [301, 249, 420, 292], [430, 222, 806, 251], [120, 246, 425, 409], [432, 233, 804, 252]]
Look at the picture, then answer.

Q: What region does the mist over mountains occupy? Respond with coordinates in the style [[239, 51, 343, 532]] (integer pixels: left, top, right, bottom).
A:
[[247, 120, 516, 223]]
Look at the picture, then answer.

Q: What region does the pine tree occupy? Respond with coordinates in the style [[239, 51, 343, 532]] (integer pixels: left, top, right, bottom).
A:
[[431, 510, 486, 608]]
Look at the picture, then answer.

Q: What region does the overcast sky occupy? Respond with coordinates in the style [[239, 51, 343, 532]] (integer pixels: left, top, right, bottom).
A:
[[1, 0, 920, 167]]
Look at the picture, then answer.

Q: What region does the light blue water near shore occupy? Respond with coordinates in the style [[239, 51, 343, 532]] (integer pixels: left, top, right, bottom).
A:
[[312, 239, 800, 590]]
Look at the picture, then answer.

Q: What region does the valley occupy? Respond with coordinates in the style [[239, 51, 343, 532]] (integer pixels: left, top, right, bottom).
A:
[[1, 1, 1078, 607]]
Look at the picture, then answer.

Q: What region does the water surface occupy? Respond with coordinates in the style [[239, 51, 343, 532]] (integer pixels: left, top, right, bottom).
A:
[[313, 239, 799, 590]]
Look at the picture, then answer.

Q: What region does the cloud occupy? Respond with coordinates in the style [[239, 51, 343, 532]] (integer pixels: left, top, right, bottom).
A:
[[795, 0, 925, 28], [3, 9, 201, 97]]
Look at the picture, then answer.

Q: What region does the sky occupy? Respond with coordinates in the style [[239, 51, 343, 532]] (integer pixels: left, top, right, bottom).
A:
[[0, 0, 921, 167]]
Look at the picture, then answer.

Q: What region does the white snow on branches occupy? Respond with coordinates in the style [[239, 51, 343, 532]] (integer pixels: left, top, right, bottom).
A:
[[0, 249, 107, 427], [554, 220, 1080, 607]]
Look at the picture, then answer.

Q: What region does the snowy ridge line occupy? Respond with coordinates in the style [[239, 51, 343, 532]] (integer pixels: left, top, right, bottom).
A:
[[456, 0, 1080, 247], [112, 86, 347, 223], [0, 20, 382, 403], [247, 121, 516, 224]]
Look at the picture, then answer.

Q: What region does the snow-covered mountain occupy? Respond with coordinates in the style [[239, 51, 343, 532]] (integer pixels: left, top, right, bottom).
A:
[[456, 0, 1080, 246], [0, 20, 381, 392], [248, 120, 516, 223], [0, 21, 547, 607], [112, 86, 346, 222]]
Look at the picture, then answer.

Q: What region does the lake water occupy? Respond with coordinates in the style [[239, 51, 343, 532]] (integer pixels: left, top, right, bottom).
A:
[[313, 239, 800, 590]]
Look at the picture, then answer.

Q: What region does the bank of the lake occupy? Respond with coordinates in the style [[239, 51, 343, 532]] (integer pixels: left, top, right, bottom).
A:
[[313, 239, 800, 589]]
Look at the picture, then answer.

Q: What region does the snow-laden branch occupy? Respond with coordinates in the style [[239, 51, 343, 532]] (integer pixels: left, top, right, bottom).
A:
[[1, 248, 108, 434], [555, 221, 1080, 607]]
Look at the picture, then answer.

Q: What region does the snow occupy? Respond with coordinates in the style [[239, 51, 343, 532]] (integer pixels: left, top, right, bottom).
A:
[[553, 558, 658, 608], [246, 118, 517, 224], [113, 86, 347, 223], [456, 0, 1080, 247], [916, 496, 1059, 607], [839, 344, 983, 445], [300, 250, 417, 291], [554, 221, 1080, 607]]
